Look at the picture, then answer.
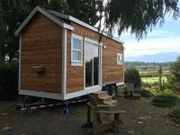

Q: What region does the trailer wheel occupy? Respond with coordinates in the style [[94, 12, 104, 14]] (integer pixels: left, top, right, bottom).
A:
[[102, 85, 117, 98], [110, 85, 117, 98], [102, 85, 111, 95]]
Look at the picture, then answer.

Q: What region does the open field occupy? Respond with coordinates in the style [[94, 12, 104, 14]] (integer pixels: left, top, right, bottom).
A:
[[141, 76, 167, 83], [0, 97, 179, 135]]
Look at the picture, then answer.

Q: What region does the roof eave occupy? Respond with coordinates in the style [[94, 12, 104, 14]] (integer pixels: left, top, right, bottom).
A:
[[15, 6, 74, 36], [48, 10, 124, 44]]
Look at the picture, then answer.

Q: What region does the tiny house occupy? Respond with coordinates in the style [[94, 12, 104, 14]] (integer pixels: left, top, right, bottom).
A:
[[15, 6, 124, 100]]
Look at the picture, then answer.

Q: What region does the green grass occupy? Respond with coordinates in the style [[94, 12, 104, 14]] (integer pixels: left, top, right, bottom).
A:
[[141, 76, 167, 83]]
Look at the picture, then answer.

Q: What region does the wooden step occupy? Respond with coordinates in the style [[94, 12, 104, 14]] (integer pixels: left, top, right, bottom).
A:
[[104, 100, 118, 106], [98, 95, 112, 104], [91, 91, 108, 98]]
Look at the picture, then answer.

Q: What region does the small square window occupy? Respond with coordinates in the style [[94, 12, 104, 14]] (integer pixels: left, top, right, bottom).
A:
[[117, 53, 123, 65], [71, 34, 83, 66]]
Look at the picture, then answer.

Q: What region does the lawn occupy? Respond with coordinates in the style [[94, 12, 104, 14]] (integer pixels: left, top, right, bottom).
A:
[[141, 76, 167, 83], [0, 97, 179, 135]]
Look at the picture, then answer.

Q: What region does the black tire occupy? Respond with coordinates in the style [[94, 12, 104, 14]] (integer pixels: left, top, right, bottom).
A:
[[102, 85, 117, 98], [102, 85, 111, 95], [110, 85, 117, 98]]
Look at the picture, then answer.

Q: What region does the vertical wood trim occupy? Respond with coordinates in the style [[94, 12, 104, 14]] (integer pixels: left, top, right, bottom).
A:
[[18, 35, 21, 91], [99, 44, 102, 87], [62, 29, 67, 94]]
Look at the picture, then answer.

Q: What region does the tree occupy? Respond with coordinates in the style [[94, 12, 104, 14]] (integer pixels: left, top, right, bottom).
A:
[[167, 57, 180, 93], [0, 0, 103, 62], [125, 68, 142, 88], [104, 0, 179, 40], [0, 0, 179, 61], [158, 64, 163, 91]]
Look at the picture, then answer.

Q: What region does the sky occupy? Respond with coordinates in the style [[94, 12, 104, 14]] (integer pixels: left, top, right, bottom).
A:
[[115, 10, 180, 57]]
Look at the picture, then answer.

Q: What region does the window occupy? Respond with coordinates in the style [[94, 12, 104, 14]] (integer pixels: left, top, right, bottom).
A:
[[71, 34, 83, 66], [117, 53, 123, 65]]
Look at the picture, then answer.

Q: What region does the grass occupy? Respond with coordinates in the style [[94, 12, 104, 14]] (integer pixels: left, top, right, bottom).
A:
[[141, 76, 167, 83]]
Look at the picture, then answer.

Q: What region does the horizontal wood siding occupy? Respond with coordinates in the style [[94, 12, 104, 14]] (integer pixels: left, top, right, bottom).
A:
[[20, 13, 62, 93], [102, 39, 124, 84], [66, 22, 124, 93]]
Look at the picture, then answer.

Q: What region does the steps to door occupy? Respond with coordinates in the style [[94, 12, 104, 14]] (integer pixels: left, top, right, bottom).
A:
[[91, 91, 118, 106]]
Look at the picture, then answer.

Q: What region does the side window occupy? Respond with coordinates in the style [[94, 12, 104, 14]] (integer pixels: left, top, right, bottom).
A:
[[117, 53, 123, 65], [71, 33, 83, 66]]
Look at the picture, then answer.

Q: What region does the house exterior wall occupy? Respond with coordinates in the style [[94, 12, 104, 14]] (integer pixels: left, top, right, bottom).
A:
[[20, 13, 62, 93], [66, 22, 124, 94]]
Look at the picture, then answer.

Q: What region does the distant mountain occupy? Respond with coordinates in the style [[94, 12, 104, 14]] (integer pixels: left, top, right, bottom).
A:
[[125, 52, 180, 62]]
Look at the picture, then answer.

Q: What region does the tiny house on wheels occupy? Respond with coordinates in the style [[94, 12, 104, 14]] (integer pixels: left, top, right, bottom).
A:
[[15, 6, 124, 101]]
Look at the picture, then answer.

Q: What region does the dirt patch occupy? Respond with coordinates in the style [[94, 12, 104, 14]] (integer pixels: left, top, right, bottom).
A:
[[0, 98, 180, 135]]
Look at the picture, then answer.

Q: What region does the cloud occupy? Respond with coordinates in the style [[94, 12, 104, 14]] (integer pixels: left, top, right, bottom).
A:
[[123, 36, 180, 57]]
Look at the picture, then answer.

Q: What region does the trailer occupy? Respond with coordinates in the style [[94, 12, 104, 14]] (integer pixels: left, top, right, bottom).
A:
[[15, 6, 125, 101]]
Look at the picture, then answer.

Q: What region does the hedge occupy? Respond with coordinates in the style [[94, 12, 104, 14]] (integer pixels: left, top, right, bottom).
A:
[[152, 93, 180, 107], [0, 62, 18, 100]]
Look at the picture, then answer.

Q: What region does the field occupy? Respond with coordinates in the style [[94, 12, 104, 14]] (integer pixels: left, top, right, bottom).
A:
[[141, 76, 167, 83]]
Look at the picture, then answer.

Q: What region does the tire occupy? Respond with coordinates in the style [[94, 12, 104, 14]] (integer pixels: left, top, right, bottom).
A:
[[110, 85, 117, 98], [102, 85, 117, 98], [102, 85, 111, 95]]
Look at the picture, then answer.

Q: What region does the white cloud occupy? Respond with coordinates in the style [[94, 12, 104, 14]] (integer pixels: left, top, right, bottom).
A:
[[123, 36, 180, 57]]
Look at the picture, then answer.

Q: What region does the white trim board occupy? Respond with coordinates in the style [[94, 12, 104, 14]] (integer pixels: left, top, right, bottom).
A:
[[15, 6, 74, 36], [19, 90, 64, 100], [84, 37, 103, 91], [116, 82, 124, 86], [62, 28, 67, 94], [19, 86, 102, 100], [19, 81, 124, 100]]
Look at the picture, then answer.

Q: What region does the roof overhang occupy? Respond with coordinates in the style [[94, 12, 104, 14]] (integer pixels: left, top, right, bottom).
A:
[[48, 10, 125, 44], [15, 6, 74, 36]]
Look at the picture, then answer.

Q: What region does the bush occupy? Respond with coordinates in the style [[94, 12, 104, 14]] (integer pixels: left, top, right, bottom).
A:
[[117, 85, 126, 94], [169, 108, 180, 124], [163, 89, 173, 94], [152, 93, 180, 107], [0, 62, 18, 100], [141, 82, 152, 89], [135, 89, 154, 97], [125, 68, 141, 88], [167, 56, 180, 93]]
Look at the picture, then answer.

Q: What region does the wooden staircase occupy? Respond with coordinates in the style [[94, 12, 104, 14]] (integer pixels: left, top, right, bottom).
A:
[[91, 91, 118, 106]]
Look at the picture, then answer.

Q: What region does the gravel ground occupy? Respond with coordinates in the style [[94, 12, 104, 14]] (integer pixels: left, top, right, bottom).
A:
[[0, 97, 180, 135]]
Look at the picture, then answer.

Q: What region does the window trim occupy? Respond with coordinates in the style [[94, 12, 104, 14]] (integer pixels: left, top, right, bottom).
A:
[[117, 53, 123, 65], [71, 33, 83, 66]]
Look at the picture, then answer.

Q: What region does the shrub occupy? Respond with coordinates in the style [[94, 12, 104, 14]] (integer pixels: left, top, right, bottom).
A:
[[141, 82, 152, 89], [0, 62, 18, 100], [117, 85, 126, 94], [135, 89, 154, 97], [163, 89, 173, 94], [125, 68, 141, 88], [167, 56, 180, 93], [169, 108, 180, 124], [152, 93, 180, 107]]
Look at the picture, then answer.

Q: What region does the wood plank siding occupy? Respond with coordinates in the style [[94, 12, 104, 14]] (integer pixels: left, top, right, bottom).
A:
[[66, 22, 124, 93], [20, 13, 62, 93]]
